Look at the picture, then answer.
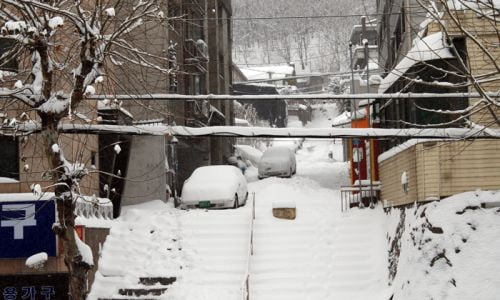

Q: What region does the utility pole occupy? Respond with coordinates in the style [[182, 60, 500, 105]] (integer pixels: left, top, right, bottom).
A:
[[349, 42, 363, 206], [362, 16, 375, 208]]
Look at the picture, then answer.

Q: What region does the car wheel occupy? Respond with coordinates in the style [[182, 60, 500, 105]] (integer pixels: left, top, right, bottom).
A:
[[287, 167, 293, 178], [233, 194, 239, 209]]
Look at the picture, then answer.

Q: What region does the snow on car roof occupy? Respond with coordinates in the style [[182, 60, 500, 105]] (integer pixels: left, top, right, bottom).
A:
[[191, 165, 240, 181], [263, 146, 293, 156]]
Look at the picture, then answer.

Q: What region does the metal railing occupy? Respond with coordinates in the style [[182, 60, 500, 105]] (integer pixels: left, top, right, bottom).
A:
[[241, 192, 255, 300], [340, 182, 381, 211]]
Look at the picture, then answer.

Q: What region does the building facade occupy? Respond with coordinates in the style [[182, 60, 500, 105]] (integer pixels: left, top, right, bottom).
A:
[[376, 0, 500, 207], [0, 0, 235, 293]]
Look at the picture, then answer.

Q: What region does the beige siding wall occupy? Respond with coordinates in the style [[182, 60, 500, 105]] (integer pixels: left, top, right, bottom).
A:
[[379, 147, 418, 207], [380, 140, 500, 207], [415, 141, 441, 200], [439, 140, 500, 194], [428, 11, 500, 128], [467, 31, 500, 128]]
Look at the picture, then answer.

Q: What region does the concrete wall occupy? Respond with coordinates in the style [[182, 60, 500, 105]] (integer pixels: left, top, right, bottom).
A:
[[121, 135, 167, 205]]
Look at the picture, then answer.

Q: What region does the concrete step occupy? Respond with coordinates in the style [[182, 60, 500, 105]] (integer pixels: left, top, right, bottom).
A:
[[118, 287, 168, 297], [139, 277, 177, 286]]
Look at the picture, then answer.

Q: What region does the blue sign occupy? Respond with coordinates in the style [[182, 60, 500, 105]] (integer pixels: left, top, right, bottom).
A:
[[0, 200, 56, 258]]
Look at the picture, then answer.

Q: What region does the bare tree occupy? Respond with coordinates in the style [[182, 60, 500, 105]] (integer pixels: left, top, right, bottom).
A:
[[0, 1, 169, 299]]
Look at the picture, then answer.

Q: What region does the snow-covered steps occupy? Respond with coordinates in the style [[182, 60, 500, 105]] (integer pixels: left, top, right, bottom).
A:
[[96, 276, 176, 300], [247, 168, 388, 300], [167, 206, 252, 298], [88, 201, 185, 300], [323, 209, 389, 299]]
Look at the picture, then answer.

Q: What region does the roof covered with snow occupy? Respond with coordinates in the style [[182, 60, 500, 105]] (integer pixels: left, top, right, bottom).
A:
[[239, 65, 295, 81], [379, 32, 455, 93]]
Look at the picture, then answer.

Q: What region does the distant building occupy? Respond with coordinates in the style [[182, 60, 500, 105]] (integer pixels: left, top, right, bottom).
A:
[[239, 64, 296, 86], [0, 0, 236, 293], [109, 0, 235, 203]]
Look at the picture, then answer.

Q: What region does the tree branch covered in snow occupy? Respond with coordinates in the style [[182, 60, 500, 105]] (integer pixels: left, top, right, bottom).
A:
[[0, 1, 172, 298]]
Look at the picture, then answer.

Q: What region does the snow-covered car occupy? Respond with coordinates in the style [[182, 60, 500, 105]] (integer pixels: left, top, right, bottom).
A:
[[180, 165, 248, 209], [271, 138, 302, 152], [258, 146, 297, 179]]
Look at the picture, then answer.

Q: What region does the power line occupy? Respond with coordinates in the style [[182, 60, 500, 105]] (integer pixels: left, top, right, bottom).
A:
[[181, 12, 403, 22]]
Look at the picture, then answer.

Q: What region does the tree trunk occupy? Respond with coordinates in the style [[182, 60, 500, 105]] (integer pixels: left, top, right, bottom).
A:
[[41, 119, 91, 300]]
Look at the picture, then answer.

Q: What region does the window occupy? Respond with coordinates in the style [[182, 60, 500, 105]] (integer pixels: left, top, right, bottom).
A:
[[0, 136, 19, 180], [0, 38, 19, 72]]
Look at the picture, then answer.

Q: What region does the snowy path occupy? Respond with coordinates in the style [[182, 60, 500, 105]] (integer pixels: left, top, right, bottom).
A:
[[90, 104, 389, 299], [248, 177, 337, 300], [169, 206, 252, 299], [247, 136, 388, 300]]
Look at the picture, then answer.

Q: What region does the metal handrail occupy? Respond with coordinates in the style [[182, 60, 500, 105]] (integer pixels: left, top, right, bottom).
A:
[[241, 192, 255, 300], [341, 183, 381, 211]]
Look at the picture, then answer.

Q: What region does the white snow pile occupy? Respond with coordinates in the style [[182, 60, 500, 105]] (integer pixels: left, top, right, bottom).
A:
[[88, 200, 189, 300], [51, 143, 60, 153], [331, 111, 351, 127], [104, 8, 116, 17], [48, 16, 64, 29], [0, 177, 19, 183], [14, 80, 23, 89], [2, 21, 27, 33], [75, 230, 93, 266], [239, 65, 294, 81], [386, 190, 500, 300], [25, 252, 48, 268], [37, 97, 70, 114], [113, 144, 121, 154], [272, 199, 296, 209], [84, 85, 96, 95], [379, 32, 454, 93]]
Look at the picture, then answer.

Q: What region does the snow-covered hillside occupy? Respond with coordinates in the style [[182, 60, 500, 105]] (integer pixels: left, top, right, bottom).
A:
[[387, 191, 500, 300], [232, 0, 375, 73]]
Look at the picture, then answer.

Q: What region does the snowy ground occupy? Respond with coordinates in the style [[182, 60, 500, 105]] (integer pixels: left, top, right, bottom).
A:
[[90, 103, 391, 299], [247, 105, 389, 299], [90, 103, 500, 300]]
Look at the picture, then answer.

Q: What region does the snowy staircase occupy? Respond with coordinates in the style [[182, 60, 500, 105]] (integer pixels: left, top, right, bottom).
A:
[[178, 207, 252, 295], [324, 211, 388, 299], [98, 277, 176, 300], [88, 201, 185, 300], [249, 219, 325, 300]]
